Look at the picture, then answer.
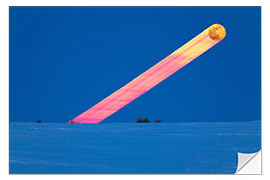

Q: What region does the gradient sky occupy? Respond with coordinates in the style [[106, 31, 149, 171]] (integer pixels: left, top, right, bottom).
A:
[[10, 7, 261, 123]]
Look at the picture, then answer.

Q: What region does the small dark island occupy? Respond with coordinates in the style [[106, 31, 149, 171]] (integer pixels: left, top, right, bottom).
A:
[[136, 118, 150, 123], [36, 120, 42, 123], [154, 119, 162, 123]]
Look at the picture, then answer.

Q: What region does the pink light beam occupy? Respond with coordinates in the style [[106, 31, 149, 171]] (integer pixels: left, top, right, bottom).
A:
[[68, 24, 226, 123]]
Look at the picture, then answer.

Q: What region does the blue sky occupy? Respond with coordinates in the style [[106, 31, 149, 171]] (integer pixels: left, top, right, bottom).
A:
[[10, 7, 261, 123]]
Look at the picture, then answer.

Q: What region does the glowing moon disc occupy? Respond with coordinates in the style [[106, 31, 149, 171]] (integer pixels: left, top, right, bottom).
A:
[[208, 24, 226, 41]]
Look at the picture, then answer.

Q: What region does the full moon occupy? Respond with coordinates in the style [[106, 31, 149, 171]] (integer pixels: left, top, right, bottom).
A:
[[208, 24, 226, 41]]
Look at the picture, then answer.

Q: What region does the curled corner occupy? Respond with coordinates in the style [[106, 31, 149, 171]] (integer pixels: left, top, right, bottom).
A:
[[235, 150, 261, 174]]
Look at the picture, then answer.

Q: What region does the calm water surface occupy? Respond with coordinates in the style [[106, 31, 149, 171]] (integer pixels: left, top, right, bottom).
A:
[[9, 121, 261, 174]]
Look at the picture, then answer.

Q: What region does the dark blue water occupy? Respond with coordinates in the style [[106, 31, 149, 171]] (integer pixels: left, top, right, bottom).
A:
[[9, 121, 261, 174]]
